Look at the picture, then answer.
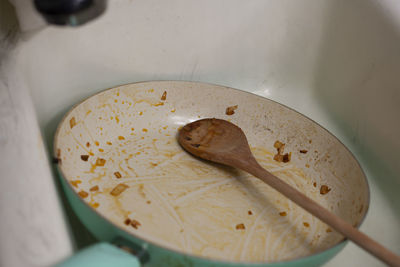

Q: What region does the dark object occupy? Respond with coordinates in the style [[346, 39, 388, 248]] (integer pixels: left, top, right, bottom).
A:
[[34, 0, 107, 26]]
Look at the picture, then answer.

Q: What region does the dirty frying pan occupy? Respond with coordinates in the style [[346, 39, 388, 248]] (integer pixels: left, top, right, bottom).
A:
[[53, 81, 369, 267]]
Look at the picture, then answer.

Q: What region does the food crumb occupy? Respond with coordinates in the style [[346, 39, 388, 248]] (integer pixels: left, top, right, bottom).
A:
[[106, 141, 112, 145], [313, 182, 317, 187], [303, 222, 310, 227], [78, 190, 89, 198], [161, 91, 167, 101], [305, 163, 310, 168], [142, 128, 148, 132], [320, 185, 331, 195], [235, 223, 245, 230], [90, 202, 99, 208], [274, 140, 284, 149], [248, 210, 253, 215], [146, 200, 151, 204], [171, 109, 176, 113], [118, 136, 125, 140], [282, 153, 292, 163], [95, 141, 100, 146], [99, 148, 104, 152], [154, 102, 164, 106], [96, 158, 106, 166], [326, 228, 332, 233], [110, 183, 129, 196], [273, 140, 291, 163], [69, 117, 76, 129], [130, 219, 141, 229], [89, 185, 99, 192], [114, 171, 122, 178], [279, 211, 287, 217], [86, 142, 90, 147], [139, 111, 143, 115], [81, 155, 89, 161], [70, 180, 82, 188], [226, 105, 238, 115], [300, 149, 308, 154], [124, 218, 131, 225]]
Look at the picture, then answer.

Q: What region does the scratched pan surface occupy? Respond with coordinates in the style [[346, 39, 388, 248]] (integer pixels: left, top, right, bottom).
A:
[[54, 81, 369, 264]]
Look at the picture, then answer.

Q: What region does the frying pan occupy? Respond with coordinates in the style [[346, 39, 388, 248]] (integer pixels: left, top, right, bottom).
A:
[[53, 81, 369, 266]]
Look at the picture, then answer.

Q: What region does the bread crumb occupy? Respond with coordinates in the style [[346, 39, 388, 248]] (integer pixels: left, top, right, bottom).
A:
[[273, 140, 291, 163], [89, 185, 99, 192], [95, 158, 106, 166], [78, 190, 88, 198], [114, 171, 122, 178], [161, 91, 167, 101], [226, 105, 238, 115], [235, 223, 245, 230], [90, 202, 99, 208], [70, 180, 82, 188], [320, 185, 331, 195], [130, 219, 141, 229], [110, 183, 129, 196], [69, 117, 76, 129]]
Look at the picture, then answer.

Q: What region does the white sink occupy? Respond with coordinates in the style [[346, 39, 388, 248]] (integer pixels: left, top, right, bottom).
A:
[[1, 1, 399, 266]]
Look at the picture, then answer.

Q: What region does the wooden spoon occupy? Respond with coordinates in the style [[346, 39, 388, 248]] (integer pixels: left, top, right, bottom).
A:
[[178, 118, 400, 266]]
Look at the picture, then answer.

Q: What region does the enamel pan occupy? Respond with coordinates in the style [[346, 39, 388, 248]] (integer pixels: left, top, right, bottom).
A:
[[54, 81, 369, 267]]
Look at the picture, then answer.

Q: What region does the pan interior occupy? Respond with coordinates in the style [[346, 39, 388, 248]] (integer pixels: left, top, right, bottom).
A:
[[55, 81, 369, 263]]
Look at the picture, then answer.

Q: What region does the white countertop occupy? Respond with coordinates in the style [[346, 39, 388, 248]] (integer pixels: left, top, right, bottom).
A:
[[1, 1, 399, 266]]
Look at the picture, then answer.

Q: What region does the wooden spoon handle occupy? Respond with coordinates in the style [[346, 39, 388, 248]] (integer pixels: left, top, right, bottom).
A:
[[244, 161, 400, 266]]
